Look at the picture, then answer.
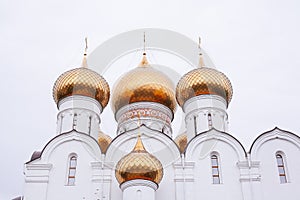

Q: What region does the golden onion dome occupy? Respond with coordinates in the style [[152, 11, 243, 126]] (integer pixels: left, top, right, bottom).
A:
[[111, 54, 176, 114], [174, 132, 187, 154], [53, 58, 110, 109], [115, 136, 163, 185], [176, 67, 233, 107], [98, 130, 112, 154]]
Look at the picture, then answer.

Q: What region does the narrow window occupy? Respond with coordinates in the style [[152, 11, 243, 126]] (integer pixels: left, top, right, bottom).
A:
[[193, 116, 197, 134], [67, 156, 77, 185], [59, 114, 64, 133], [72, 113, 78, 129], [276, 154, 287, 183], [137, 190, 142, 200], [88, 115, 92, 135], [211, 154, 220, 184], [208, 113, 212, 128]]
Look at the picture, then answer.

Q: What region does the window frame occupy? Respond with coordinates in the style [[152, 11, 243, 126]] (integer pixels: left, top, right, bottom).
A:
[[210, 152, 222, 184], [275, 152, 288, 184], [193, 115, 198, 135], [208, 113, 212, 128], [66, 154, 78, 186]]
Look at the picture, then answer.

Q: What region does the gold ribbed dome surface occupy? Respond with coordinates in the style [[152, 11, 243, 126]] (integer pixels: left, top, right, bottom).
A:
[[176, 67, 233, 107], [115, 136, 163, 185], [174, 133, 187, 154], [111, 59, 176, 114], [53, 67, 110, 108], [98, 130, 112, 154]]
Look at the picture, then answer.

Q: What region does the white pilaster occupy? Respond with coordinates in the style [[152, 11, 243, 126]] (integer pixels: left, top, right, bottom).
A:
[[237, 159, 261, 200], [23, 164, 52, 200], [173, 159, 195, 200], [173, 158, 184, 200], [183, 161, 195, 200], [91, 159, 113, 200], [56, 95, 102, 140]]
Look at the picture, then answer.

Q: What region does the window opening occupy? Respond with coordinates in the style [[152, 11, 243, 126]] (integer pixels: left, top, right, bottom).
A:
[[276, 154, 287, 184], [211, 154, 220, 184], [72, 113, 78, 129], [194, 116, 197, 134], [208, 113, 212, 128], [67, 156, 77, 185], [88, 115, 92, 135]]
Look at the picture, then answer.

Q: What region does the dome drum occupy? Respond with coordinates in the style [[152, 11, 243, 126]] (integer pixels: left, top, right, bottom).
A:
[[58, 95, 103, 114], [116, 102, 173, 125], [183, 95, 228, 114], [120, 179, 158, 191], [115, 102, 174, 136]]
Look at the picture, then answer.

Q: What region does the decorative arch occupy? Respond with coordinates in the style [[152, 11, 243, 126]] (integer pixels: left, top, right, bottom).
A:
[[185, 128, 247, 161], [250, 127, 300, 160], [26, 130, 102, 164], [106, 125, 181, 168]]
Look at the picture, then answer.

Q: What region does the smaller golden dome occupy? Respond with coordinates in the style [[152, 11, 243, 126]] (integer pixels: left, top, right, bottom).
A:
[[53, 66, 110, 109], [176, 67, 233, 107], [115, 136, 163, 185], [98, 130, 112, 154], [174, 132, 187, 154], [111, 54, 176, 114]]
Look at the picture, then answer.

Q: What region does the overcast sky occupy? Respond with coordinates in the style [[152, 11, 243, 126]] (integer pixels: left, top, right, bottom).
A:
[[1, 0, 300, 199]]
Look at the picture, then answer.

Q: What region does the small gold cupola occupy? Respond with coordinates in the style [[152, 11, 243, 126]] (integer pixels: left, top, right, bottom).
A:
[[115, 135, 163, 185], [52, 38, 110, 109], [98, 130, 112, 154], [176, 38, 233, 108], [174, 132, 187, 154]]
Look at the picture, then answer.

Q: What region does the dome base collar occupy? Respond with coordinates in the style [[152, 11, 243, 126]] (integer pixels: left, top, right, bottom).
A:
[[120, 179, 158, 191]]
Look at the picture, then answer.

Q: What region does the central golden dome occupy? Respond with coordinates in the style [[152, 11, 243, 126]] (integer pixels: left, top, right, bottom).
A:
[[111, 54, 176, 114], [115, 136, 163, 185]]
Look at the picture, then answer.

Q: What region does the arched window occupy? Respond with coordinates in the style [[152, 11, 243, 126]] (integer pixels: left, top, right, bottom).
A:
[[67, 155, 77, 185], [136, 190, 142, 200], [193, 116, 197, 134], [208, 113, 212, 128], [72, 113, 78, 130], [88, 115, 92, 134], [276, 153, 287, 184], [211, 154, 220, 184]]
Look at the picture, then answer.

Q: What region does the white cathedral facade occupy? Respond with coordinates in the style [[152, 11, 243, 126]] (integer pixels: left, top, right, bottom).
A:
[[16, 31, 300, 200]]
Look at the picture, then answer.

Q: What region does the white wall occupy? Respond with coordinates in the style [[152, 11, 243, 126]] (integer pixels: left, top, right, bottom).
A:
[[250, 128, 300, 200], [23, 127, 300, 200], [23, 131, 111, 200], [184, 129, 246, 200]]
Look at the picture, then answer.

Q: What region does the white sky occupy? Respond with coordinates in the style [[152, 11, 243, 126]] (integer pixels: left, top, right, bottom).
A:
[[1, 0, 300, 199]]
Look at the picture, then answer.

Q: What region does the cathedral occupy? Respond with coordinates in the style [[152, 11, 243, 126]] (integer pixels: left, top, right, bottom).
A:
[[16, 30, 300, 200]]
